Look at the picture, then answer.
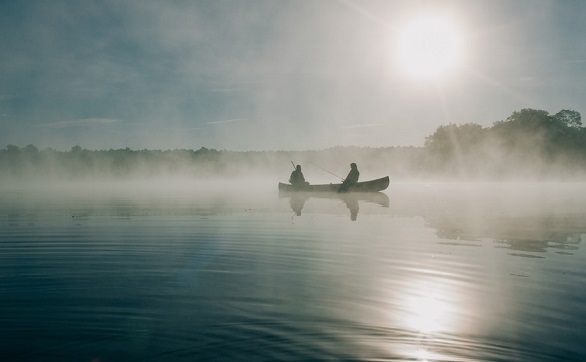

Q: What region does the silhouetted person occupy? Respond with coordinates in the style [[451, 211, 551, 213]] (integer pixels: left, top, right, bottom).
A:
[[289, 165, 309, 188], [338, 163, 359, 193]]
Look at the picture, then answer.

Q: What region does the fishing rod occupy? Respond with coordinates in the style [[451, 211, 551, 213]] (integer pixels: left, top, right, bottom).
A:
[[309, 162, 344, 181]]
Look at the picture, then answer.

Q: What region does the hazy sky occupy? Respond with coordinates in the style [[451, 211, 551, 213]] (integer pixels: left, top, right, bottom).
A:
[[1, 0, 585, 151]]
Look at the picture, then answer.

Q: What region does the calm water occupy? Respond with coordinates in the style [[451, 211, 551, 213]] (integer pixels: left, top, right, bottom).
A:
[[1, 181, 585, 361]]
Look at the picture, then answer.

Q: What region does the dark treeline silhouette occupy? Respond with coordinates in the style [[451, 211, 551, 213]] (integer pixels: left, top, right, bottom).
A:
[[423, 108, 586, 178], [1, 108, 585, 181], [0, 143, 422, 181]]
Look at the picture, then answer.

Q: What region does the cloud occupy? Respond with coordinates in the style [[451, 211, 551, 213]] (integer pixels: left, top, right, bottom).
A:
[[2, 1, 585, 151], [43, 118, 120, 128], [161, 126, 202, 131], [207, 118, 248, 125], [339, 123, 383, 130]]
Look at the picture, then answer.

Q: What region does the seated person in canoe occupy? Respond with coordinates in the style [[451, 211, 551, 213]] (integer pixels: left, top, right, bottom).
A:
[[289, 165, 310, 188], [338, 163, 359, 193]]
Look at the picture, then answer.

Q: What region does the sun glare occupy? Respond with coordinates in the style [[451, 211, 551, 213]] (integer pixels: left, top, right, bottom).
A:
[[408, 295, 450, 333], [394, 15, 463, 80]]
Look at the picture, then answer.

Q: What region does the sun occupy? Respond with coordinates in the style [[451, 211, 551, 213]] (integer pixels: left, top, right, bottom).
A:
[[394, 15, 463, 80]]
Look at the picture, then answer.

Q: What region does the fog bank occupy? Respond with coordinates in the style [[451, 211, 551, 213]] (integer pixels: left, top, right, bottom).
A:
[[2, 108, 586, 185]]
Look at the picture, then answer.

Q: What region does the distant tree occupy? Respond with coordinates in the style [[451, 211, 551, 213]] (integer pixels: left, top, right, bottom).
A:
[[1, 145, 23, 175], [424, 123, 485, 156], [422, 109, 585, 177], [5, 144, 20, 153], [491, 109, 552, 138], [504, 108, 550, 125], [553, 109, 582, 128], [24, 144, 39, 153], [423, 123, 487, 176], [490, 109, 552, 150], [23, 144, 41, 165]]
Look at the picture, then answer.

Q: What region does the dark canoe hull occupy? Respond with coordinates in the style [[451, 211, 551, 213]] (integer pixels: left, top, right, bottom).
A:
[[278, 176, 389, 193]]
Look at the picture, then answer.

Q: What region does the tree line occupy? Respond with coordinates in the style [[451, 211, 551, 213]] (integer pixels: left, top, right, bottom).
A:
[[423, 108, 585, 178], [1, 108, 585, 181]]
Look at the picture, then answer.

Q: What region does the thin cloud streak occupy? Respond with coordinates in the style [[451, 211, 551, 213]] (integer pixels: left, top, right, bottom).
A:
[[339, 124, 383, 130], [42, 118, 120, 129], [207, 118, 248, 125]]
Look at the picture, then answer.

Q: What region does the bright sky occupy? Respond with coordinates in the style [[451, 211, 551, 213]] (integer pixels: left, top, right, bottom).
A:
[[1, 0, 585, 151]]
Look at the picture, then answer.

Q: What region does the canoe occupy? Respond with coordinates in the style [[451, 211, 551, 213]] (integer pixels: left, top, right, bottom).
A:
[[278, 176, 389, 193]]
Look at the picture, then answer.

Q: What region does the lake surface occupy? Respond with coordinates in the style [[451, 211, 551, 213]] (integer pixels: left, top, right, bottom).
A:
[[1, 181, 585, 361]]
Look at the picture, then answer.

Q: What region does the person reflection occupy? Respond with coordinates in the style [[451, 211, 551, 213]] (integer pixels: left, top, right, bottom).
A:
[[287, 193, 361, 220], [341, 195, 359, 221], [289, 193, 307, 216]]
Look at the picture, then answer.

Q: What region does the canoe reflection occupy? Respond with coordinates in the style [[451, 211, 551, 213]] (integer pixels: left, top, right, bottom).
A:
[[281, 191, 389, 221]]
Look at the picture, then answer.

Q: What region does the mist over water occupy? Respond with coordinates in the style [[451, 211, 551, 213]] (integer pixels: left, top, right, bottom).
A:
[[3, 0, 586, 358], [4, 107, 586, 187], [1, 180, 585, 361]]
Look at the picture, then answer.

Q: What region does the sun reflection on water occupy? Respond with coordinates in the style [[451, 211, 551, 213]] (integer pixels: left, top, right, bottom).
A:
[[401, 277, 459, 334], [407, 293, 452, 333], [394, 277, 464, 361], [413, 347, 434, 362]]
